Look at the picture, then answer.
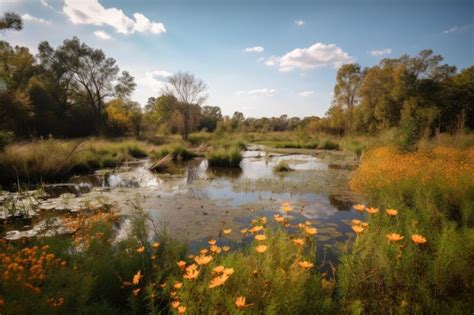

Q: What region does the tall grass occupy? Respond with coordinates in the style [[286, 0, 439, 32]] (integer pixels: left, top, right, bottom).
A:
[[0, 138, 154, 187], [151, 144, 197, 161], [206, 146, 243, 168]]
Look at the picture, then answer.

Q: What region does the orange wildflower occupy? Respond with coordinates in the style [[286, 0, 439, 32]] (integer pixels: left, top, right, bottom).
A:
[[304, 226, 318, 236], [254, 234, 267, 241], [177, 261, 186, 269], [152, 242, 160, 249], [280, 202, 293, 212], [386, 233, 404, 242], [292, 238, 305, 246], [174, 281, 183, 289], [183, 268, 199, 280], [240, 228, 248, 234], [194, 255, 212, 265], [213, 265, 225, 273], [132, 288, 140, 296], [366, 207, 379, 214], [223, 229, 232, 235], [235, 296, 252, 309], [411, 234, 427, 245], [132, 270, 141, 285], [351, 219, 362, 225], [353, 204, 365, 212], [178, 306, 187, 314], [209, 274, 230, 288], [298, 261, 314, 270], [136, 246, 145, 254], [255, 245, 268, 254], [386, 209, 398, 216], [208, 239, 216, 246], [171, 300, 180, 308], [352, 225, 365, 234], [222, 246, 231, 252]]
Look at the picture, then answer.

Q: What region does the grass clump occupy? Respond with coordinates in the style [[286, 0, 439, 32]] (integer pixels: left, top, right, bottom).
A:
[[206, 146, 242, 168], [152, 144, 196, 161], [273, 160, 294, 172]]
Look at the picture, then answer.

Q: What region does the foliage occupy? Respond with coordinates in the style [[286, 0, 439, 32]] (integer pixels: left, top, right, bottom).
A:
[[152, 144, 196, 161], [0, 131, 14, 151]]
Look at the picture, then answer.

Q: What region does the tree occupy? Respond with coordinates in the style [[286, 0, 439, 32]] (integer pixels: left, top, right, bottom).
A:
[[162, 72, 207, 139], [0, 12, 22, 31], [333, 63, 364, 133], [54, 37, 125, 134], [199, 105, 222, 131], [115, 71, 136, 99]]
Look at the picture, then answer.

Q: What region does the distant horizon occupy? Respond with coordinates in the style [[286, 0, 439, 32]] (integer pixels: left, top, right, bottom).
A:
[[2, 0, 473, 118]]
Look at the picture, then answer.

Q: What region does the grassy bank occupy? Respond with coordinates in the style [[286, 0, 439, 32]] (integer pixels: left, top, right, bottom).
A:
[[0, 138, 156, 187]]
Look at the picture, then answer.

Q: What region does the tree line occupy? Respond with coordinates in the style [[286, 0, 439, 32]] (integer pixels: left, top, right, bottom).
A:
[[0, 12, 472, 146]]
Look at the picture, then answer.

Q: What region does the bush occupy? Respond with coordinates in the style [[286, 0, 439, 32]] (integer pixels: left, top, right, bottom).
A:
[[206, 146, 242, 168]]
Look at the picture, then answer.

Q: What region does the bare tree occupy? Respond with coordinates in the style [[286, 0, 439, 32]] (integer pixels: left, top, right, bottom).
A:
[[162, 72, 207, 139]]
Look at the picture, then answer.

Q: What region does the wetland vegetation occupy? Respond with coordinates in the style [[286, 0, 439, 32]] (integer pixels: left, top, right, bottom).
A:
[[1, 6, 473, 315]]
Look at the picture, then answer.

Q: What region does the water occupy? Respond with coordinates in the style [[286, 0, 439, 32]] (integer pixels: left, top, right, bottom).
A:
[[0, 147, 364, 260]]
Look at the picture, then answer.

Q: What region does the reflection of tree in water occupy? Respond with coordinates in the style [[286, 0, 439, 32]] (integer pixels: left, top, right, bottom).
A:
[[328, 195, 352, 211]]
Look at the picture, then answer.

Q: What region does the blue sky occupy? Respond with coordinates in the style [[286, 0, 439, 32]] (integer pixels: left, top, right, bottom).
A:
[[1, 0, 473, 117]]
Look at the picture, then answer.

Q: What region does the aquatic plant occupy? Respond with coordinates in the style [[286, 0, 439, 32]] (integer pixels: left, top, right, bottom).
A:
[[273, 160, 294, 172]]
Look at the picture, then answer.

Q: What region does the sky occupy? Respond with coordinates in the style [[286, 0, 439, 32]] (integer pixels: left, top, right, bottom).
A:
[[1, 0, 473, 118]]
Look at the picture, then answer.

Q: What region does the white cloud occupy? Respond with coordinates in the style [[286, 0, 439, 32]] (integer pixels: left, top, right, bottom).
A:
[[94, 30, 111, 40], [295, 20, 305, 26], [265, 42, 355, 72], [63, 0, 166, 35], [244, 46, 264, 53], [298, 90, 314, 97], [40, 0, 51, 8], [236, 88, 276, 97], [443, 24, 473, 34], [148, 70, 173, 81], [256, 57, 265, 63], [21, 13, 51, 24], [370, 48, 392, 56]]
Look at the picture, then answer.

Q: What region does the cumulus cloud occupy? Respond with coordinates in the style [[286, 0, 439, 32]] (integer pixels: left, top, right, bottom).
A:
[[94, 30, 111, 40], [295, 20, 305, 26], [63, 0, 166, 35], [298, 90, 314, 97], [370, 48, 392, 56], [265, 42, 355, 72], [236, 88, 275, 97], [443, 24, 473, 34], [21, 13, 51, 24], [244, 46, 264, 53]]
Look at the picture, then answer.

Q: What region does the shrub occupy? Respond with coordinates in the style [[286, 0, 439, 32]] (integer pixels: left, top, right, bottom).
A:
[[206, 146, 242, 168]]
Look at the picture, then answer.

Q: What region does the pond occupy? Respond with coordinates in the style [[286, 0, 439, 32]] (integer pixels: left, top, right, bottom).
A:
[[0, 146, 364, 258]]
